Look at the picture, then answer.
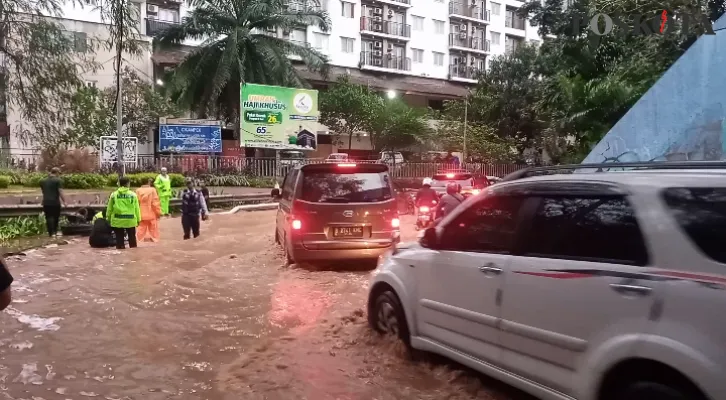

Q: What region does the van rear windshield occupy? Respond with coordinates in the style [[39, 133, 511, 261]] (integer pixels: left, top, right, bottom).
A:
[[300, 172, 393, 203]]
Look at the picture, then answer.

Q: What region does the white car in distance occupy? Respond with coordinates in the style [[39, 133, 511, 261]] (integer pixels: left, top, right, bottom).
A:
[[368, 163, 726, 400]]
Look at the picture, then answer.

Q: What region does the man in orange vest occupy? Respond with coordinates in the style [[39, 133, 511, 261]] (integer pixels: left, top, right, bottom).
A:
[[135, 178, 162, 242]]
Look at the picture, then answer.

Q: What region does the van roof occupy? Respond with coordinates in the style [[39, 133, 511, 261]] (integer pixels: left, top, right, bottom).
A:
[[299, 162, 389, 173]]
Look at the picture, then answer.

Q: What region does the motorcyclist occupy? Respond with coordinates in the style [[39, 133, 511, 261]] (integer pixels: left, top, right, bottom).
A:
[[415, 178, 439, 208], [436, 182, 465, 220]]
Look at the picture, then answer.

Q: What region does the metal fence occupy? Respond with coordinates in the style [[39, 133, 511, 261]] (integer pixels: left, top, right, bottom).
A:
[[0, 152, 527, 179]]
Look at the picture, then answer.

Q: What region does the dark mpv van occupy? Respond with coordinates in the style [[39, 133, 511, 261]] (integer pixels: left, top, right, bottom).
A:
[[271, 162, 401, 264]]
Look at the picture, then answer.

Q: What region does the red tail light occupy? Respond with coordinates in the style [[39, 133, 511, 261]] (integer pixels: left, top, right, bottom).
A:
[[391, 218, 400, 228], [338, 163, 356, 167], [419, 206, 430, 213], [471, 189, 481, 195], [446, 173, 455, 178], [292, 219, 302, 230]]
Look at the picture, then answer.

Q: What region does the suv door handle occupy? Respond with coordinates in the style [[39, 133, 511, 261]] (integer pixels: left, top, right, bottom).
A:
[[479, 263, 502, 275], [609, 283, 652, 296]]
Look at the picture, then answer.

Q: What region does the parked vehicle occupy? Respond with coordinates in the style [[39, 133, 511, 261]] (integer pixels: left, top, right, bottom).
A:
[[368, 161, 726, 400], [271, 162, 400, 265]]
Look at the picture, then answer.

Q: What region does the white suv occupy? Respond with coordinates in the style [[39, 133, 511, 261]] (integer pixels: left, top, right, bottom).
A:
[[368, 166, 726, 400]]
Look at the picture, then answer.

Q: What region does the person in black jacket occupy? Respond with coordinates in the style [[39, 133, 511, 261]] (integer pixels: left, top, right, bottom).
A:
[[0, 257, 13, 310], [180, 178, 209, 240], [89, 210, 116, 248]]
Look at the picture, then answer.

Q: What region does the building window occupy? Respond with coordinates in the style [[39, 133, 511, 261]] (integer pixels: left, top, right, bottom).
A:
[[490, 31, 501, 45], [491, 2, 501, 15], [433, 19, 445, 34], [433, 51, 444, 66], [63, 31, 88, 52], [313, 33, 329, 50], [341, 1, 354, 18], [412, 48, 424, 63], [85, 80, 97, 88], [412, 15, 424, 31], [340, 36, 354, 53]]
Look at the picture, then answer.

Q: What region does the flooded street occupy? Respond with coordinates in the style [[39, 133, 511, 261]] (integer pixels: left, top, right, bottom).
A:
[[1, 210, 528, 400]]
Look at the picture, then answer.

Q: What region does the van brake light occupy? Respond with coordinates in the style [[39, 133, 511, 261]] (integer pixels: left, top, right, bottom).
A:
[[446, 173, 455, 178], [292, 219, 302, 230], [338, 163, 357, 167], [391, 218, 400, 228]]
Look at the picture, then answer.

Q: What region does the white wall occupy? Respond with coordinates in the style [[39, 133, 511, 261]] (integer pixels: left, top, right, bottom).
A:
[[408, 0, 450, 79]]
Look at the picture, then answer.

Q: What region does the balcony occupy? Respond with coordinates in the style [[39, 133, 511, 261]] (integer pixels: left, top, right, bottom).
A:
[[287, 39, 310, 47], [286, 0, 326, 12], [449, 33, 490, 53], [449, 64, 481, 81], [365, 0, 412, 7], [360, 17, 411, 39], [449, 2, 490, 22], [505, 16, 526, 30], [146, 18, 177, 36], [360, 51, 411, 72]]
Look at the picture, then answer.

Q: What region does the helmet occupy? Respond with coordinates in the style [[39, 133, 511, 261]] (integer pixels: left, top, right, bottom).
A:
[[446, 182, 460, 195], [422, 178, 432, 186]]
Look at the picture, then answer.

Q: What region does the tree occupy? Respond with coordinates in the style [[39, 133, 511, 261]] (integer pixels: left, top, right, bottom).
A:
[[319, 76, 379, 149], [366, 97, 431, 152], [155, 0, 331, 128], [3, 0, 144, 150], [65, 67, 180, 148]]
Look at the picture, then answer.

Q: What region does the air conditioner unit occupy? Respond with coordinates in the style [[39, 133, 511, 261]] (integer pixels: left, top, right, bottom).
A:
[[471, 27, 476, 33], [388, 43, 393, 49], [460, 23, 467, 30], [147, 4, 158, 13], [373, 7, 383, 14], [372, 50, 383, 56], [459, 31, 467, 39], [471, 59, 476, 66], [471, 0, 477, 5], [283, 29, 291, 35], [388, 9, 394, 17], [373, 41, 382, 48], [372, 23, 382, 31], [373, 58, 383, 66], [373, 15, 382, 21]]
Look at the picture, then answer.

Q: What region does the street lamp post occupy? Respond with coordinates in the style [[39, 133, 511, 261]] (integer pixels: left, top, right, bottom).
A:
[[463, 92, 468, 162]]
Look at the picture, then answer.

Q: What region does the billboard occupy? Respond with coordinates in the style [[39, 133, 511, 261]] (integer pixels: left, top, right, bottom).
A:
[[159, 124, 222, 153], [240, 83, 319, 150]]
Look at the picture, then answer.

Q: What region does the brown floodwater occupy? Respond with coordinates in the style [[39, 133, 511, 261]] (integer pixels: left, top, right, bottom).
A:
[[0, 211, 531, 400]]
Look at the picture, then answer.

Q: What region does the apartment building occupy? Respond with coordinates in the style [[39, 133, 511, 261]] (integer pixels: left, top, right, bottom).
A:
[[3, 0, 540, 154]]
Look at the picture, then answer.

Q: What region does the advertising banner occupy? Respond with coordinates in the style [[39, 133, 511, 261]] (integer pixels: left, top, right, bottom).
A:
[[240, 83, 319, 150], [159, 124, 222, 153]]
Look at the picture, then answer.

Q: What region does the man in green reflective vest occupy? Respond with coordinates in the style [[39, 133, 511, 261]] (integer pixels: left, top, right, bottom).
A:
[[154, 167, 172, 217], [106, 176, 141, 249]]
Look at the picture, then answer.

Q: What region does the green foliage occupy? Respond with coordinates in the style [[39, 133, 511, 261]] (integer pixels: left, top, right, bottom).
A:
[[445, 0, 725, 163], [0, 215, 47, 241], [319, 77, 430, 151], [432, 114, 518, 163], [66, 68, 181, 148], [319, 76, 380, 148], [154, 0, 331, 125], [196, 174, 276, 187], [0, 176, 10, 189], [5, 0, 143, 150]]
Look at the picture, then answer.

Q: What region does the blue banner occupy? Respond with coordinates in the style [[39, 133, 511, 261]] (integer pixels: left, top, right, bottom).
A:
[[159, 125, 222, 153]]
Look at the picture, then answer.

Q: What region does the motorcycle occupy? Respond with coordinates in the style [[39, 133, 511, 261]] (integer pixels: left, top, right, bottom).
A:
[[415, 200, 438, 230]]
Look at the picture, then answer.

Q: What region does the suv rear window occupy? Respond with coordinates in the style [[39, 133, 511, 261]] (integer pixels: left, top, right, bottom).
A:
[[300, 171, 393, 203], [431, 173, 473, 187], [662, 187, 726, 264]]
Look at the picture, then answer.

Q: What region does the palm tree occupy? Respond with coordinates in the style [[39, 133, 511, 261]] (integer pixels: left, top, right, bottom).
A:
[[155, 0, 331, 121]]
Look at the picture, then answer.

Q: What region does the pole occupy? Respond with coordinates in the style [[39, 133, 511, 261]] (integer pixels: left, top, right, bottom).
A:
[[116, 73, 124, 176], [114, 0, 124, 176], [463, 92, 468, 162]]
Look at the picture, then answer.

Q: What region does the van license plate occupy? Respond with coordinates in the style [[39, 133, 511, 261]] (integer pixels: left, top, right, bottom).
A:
[[333, 226, 364, 238]]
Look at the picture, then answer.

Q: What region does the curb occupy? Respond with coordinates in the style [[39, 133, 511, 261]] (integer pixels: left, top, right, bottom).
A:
[[216, 203, 278, 214]]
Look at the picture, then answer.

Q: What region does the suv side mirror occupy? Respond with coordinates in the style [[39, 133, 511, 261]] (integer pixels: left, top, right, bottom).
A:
[[420, 227, 438, 249], [271, 188, 281, 199]]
